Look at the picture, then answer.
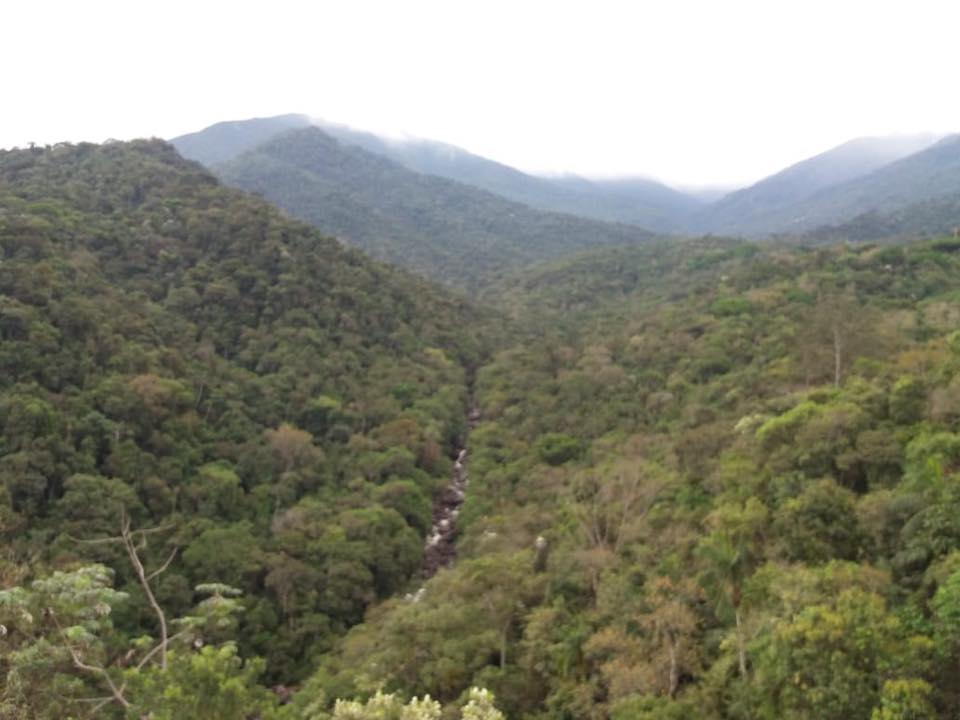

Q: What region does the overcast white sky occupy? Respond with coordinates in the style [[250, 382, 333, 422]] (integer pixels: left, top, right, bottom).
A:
[[4, 0, 959, 187]]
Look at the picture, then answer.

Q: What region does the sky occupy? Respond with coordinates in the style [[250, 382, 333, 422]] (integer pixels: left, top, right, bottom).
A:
[[4, 0, 959, 187]]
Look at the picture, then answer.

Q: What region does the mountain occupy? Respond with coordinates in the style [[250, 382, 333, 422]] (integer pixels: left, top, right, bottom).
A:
[[544, 174, 704, 230], [767, 133, 960, 236], [695, 133, 942, 235], [173, 115, 701, 232], [213, 126, 656, 288], [297, 234, 960, 719], [13, 135, 960, 720], [173, 116, 960, 241], [169, 113, 313, 166], [317, 121, 703, 231], [0, 138, 489, 706], [806, 193, 960, 243], [676, 183, 742, 203]]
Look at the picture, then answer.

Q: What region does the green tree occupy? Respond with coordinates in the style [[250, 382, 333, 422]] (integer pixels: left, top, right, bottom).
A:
[[697, 497, 767, 678], [124, 644, 278, 720], [870, 679, 936, 720], [751, 588, 932, 720]]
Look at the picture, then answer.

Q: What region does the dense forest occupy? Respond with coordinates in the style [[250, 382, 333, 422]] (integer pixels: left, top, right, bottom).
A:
[[297, 237, 960, 719], [0, 141, 494, 718], [805, 194, 960, 244], [5, 139, 960, 720]]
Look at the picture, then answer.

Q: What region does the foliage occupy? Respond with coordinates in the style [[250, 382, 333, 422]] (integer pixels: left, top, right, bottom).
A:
[[9, 137, 960, 719], [310, 236, 960, 718], [0, 139, 486, 690]]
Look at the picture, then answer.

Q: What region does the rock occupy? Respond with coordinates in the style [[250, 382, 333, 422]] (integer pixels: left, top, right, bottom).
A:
[[533, 535, 550, 572]]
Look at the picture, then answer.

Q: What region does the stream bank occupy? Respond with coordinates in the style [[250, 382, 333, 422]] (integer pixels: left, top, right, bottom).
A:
[[420, 405, 481, 579]]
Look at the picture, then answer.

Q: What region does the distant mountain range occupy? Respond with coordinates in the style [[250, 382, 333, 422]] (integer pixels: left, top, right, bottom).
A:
[[177, 124, 655, 288], [805, 194, 960, 243], [172, 115, 960, 258], [173, 115, 700, 233], [774, 134, 960, 237], [692, 134, 943, 235], [316, 121, 703, 232], [168, 113, 312, 166]]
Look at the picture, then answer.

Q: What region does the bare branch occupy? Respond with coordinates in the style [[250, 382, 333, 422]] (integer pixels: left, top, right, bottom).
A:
[[135, 629, 190, 671], [73, 696, 117, 704], [120, 511, 172, 670], [65, 534, 124, 546], [67, 524, 175, 546], [145, 548, 178, 583]]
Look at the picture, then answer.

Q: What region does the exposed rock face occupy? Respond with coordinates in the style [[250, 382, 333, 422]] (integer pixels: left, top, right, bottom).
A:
[[420, 448, 467, 577], [533, 535, 550, 573], [421, 406, 480, 579]]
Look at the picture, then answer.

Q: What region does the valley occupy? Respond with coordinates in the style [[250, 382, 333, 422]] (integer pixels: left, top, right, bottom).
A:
[[9, 0, 960, 715], [3, 120, 960, 720], [420, 404, 477, 579]]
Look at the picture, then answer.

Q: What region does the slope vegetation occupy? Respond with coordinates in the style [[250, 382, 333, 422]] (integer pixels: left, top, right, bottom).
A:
[[778, 134, 960, 235], [319, 122, 703, 232], [174, 116, 957, 241], [298, 235, 960, 720], [807, 193, 960, 243], [170, 113, 313, 166], [10, 128, 960, 720], [696, 134, 941, 235], [216, 126, 656, 289], [0, 139, 491, 712], [174, 115, 701, 232]]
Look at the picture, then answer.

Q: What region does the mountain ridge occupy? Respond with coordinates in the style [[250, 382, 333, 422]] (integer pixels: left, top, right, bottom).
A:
[[173, 115, 702, 232], [314, 121, 704, 232], [692, 133, 943, 235], [213, 125, 657, 288], [169, 113, 313, 166], [172, 114, 960, 243], [774, 133, 960, 234]]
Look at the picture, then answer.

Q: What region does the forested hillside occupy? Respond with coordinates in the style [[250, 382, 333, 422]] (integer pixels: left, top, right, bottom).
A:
[[297, 237, 960, 720], [7, 137, 960, 720], [807, 194, 960, 243], [694, 134, 940, 236], [701, 134, 960, 237], [316, 123, 702, 233], [330, 130, 959, 242], [170, 114, 313, 167], [214, 127, 657, 289], [174, 115, 702, 233], [0, 140, 493, 718], [174, 116, 960, 245]]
